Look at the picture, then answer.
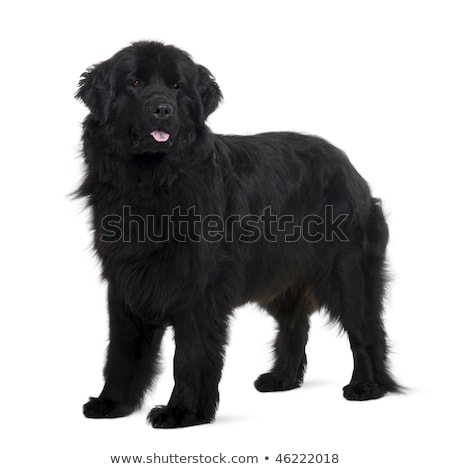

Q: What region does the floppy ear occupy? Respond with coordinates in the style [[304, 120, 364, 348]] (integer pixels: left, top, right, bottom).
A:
[[197, 65, 223, 118], [76, 61, 115, 124]]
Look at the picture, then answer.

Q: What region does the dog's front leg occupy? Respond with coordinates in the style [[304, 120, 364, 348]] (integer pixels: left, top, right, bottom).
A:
[[148, 308, 228, 428], [83, 283, 165, 418]]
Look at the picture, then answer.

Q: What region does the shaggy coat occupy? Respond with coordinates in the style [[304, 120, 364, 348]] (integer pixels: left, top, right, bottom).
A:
[[76, 41, 400, 428]]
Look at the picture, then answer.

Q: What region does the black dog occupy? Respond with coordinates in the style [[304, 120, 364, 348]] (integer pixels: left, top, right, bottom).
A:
[[76, 41, 400, 428]]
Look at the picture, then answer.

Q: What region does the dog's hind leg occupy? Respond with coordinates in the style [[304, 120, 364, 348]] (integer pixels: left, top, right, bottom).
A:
[[327, 236, 400, 400], [255, 287, 315, 392]]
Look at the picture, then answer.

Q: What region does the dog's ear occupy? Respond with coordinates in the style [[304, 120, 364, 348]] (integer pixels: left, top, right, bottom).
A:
[[76, 60, 115, 124], [197, 65, 222, 119]]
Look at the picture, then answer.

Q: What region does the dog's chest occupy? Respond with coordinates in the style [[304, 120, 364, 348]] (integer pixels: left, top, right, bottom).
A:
[[91, 165, 219, 261]]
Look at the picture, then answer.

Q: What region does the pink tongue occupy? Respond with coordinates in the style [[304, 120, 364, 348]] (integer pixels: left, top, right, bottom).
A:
[[150, 130, 170, 142]]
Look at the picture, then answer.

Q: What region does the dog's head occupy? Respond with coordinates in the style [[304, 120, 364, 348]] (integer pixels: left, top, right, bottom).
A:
[[76, 41, 222, 155]]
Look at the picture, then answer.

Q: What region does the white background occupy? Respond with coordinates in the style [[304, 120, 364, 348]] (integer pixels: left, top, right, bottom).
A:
[[1, 1, 449, 467]]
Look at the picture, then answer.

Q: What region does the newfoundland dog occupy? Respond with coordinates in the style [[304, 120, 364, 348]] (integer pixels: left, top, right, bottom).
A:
[[76, 41, 400, 428]]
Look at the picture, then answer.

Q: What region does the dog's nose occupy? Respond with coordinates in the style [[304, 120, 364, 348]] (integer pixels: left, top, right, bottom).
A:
[[150, 103, 173, 120]]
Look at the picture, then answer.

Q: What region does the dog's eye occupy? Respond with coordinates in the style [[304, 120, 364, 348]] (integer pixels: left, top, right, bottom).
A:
[[171, 82, 180, 90], [131, 80, 143, 88]]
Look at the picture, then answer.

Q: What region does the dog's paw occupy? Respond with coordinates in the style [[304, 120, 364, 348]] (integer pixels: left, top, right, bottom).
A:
[[83, 397, 135, 419], [147, 405, 211, 428], [343, 382, 386, 401], [254, 372, 300, 392]]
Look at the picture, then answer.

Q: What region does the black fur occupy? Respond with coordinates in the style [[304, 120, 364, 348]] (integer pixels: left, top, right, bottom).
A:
[[76, 41, 400, 428]]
